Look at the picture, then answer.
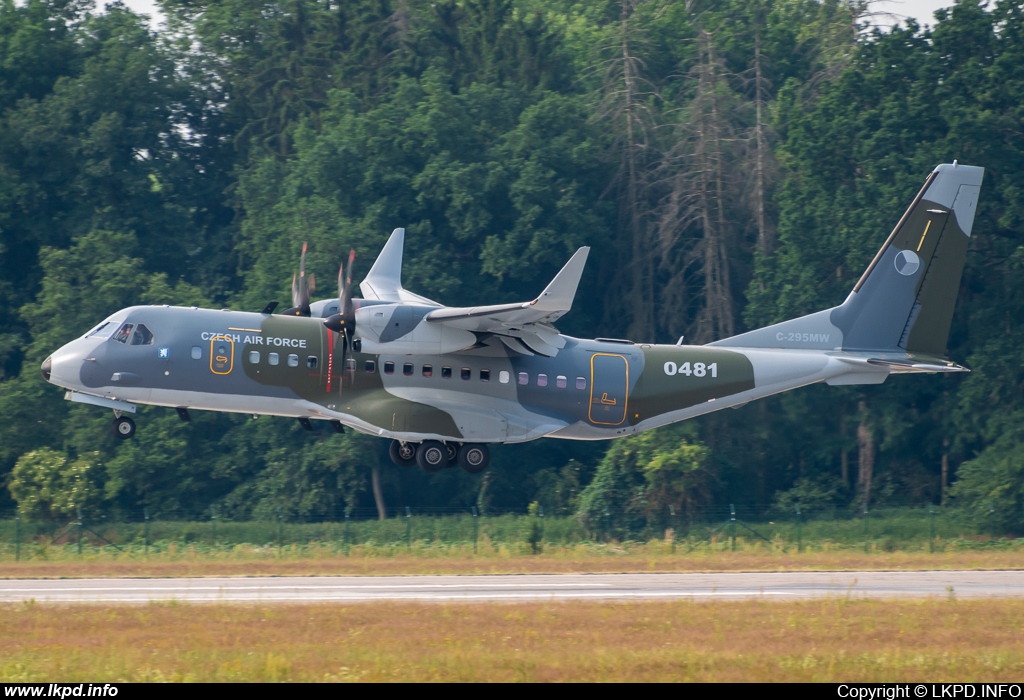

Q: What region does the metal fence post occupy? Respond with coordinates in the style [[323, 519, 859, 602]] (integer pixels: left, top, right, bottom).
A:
[[929, 504, 936, 553], [405, 506, 412, 550], [14, 514, 20, 562], [144, 507, 150, 556], [472, 506, 479, 554], [277, 508, 283, 550], [730, 504, 736, 552], [211, 505, 217, 548], [669, 505, 676, 554], [863, 504, 869, 553], [539, 505, 545, 547], [796, 504, 802, 553], [344, 506, 351, 555], [76, 507, 83, 555]]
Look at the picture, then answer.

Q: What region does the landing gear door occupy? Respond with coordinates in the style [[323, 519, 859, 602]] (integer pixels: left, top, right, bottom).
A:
[[589, 353, 628, 425]]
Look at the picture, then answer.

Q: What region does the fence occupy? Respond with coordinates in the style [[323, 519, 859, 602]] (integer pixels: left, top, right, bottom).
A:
[[0, 502, 1016, 561]]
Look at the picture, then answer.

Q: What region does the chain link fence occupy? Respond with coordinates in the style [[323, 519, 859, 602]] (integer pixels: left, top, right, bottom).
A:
[[0, 501, 1017, 560]]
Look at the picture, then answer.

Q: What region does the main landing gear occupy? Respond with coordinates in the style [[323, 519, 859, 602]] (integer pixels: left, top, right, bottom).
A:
[[111, 415, 136, 440], [388, 440, 490, 474]]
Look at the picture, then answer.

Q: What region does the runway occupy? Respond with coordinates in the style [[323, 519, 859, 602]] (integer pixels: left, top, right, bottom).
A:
[[0, 570, 1022, 603]]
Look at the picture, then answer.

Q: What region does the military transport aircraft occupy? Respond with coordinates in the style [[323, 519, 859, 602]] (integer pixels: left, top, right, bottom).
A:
[[41, 163, 983, 473]]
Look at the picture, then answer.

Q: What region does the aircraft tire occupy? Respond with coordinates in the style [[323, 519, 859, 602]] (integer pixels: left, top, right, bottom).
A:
[[445, 442, 459, 467], [389, 440, 417, 467], [457, 444, 490, 474], [112, 416, 136, 440], [416, 441, 448, 472]]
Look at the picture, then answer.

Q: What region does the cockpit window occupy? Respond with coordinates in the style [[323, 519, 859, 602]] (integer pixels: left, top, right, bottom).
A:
[[112, 323, 134, 344], [130, 324, 154, 345], [85, 321, 116, 339]]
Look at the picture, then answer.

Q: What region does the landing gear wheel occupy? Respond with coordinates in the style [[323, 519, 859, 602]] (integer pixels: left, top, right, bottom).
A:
[[389, 440, 417, 467], [457, 444, 490, 474], [445, 442, 459, 466], [416, 440, 448, 472], [112, 416, 136, 440]]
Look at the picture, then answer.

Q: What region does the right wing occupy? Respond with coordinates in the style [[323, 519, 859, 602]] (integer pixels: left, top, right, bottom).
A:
[[424, 247, 590, 356]]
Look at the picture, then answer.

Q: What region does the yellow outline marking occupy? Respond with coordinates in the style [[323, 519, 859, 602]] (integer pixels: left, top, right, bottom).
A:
[[228, 327, 262, 333], [209, 335, 234, 375], [916, 219, 932, 252], [589, 353, 629, 425]]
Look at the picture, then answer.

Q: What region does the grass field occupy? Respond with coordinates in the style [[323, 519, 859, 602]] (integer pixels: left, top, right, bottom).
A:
[[2, 598, 1023, 681], [1, 546, 1023, 579]]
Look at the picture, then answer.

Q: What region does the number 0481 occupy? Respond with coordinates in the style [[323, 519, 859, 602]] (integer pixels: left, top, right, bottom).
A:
[[663, 361, 717, 377]]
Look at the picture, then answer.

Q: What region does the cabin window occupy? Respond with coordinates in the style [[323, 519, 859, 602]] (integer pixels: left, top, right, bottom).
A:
[[518, 372, 528, 385], [130, 324, 154, 346], [537, 374, 548, 387], [576, 377, 587, 390], [441, 366, 452, 379], [268, 352, 279, 366], [403, 362, 414, 376], [499, 370, 510, 384], [461, 367, 471, 380], [556, 375, 567, 389], [422, 364, 433, 377], [248, 351, 260, 364], [345, 358, 356, 371], [384, 361, 395, 374], [307, 356, 318, 369], [365, 360, 376, 373], [480, 369, 491, 382], [191, 346, 202, 360], [287, 354, 299, 367], [112, 323, 134, 344]]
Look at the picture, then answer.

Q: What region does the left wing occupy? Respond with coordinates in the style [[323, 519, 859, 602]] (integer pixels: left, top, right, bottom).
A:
[[425, 247, 590, 356]]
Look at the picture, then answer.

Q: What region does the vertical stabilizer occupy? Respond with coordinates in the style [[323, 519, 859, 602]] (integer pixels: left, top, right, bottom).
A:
[[710, 163, 983, 357]]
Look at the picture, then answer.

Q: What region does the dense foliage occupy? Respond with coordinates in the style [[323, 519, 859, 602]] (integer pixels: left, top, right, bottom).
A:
[[0, 0, 1021, 531]]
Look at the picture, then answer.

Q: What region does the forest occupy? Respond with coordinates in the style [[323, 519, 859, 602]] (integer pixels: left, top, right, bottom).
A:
[[0, 0, 1022, 531]]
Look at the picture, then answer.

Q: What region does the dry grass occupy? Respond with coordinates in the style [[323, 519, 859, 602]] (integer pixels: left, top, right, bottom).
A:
[[2, 598, 1023, 681], [0, 547, 1022, 579]]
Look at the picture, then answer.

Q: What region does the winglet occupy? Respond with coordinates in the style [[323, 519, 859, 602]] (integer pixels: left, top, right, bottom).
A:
[[532, 247, 590, 311], [360, 228, 405, 301]]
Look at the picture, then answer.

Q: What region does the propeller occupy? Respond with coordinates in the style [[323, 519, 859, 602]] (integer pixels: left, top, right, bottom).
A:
[[325, 249, 356, 347], [282, 242, 316, 317]]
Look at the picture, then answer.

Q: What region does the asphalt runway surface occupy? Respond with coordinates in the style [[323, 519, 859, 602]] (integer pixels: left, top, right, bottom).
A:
[[0, 570, 1022, 604]]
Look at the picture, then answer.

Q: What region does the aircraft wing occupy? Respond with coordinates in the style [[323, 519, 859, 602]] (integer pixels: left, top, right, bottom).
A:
[[360, 228, 441, 305], [425, 247, 590, 356]]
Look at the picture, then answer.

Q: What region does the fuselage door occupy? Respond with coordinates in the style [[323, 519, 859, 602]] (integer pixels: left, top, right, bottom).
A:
[[589, 353, 628, 425], [210, 335, 234, 375]]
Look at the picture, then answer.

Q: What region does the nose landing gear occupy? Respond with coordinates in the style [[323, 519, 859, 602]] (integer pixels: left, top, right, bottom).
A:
[[112, 415, 136, 440]]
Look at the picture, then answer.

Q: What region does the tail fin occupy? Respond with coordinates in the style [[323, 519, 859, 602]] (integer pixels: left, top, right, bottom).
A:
[[711, 163, 983, 356]]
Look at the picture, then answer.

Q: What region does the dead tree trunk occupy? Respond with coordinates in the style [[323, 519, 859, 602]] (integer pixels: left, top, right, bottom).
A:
[[857, 400, 874, 509], [753, 29, 770, 255], [371, 463, 387, 521]]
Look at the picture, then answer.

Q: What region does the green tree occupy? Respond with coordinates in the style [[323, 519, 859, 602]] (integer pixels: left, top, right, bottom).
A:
[[576, 424, 713, 536], [8, 447, 102, 520]]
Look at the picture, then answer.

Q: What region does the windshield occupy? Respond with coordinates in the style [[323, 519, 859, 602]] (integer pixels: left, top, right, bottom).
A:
[[84, 321, 117, 339], [112, 323, 134, 344], [130, 324, 154, 345]]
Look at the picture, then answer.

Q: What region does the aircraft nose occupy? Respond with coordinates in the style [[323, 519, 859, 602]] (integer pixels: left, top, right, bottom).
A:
[[41, 355, 52, 382]]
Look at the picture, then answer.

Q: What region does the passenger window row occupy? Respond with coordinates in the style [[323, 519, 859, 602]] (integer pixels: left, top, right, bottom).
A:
[[193, 348, 311, 369], [191, 348, 587, 390], [369, 360, 587, 390]]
